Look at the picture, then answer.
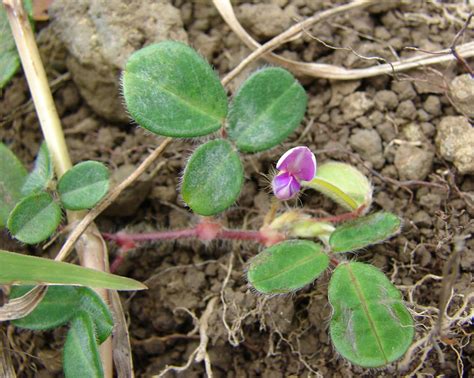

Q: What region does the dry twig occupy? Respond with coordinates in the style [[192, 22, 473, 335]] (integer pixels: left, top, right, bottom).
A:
[[213, 0, 474, 84]]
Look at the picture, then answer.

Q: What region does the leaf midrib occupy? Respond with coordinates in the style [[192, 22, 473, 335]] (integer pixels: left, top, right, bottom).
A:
[[186, 146, 239, 211], [251, 250, 324, 285], [128, 70, 224, 124], [233, 81, 299, 142], [16, 200, 57, 236], [347, 265, 388, 363]]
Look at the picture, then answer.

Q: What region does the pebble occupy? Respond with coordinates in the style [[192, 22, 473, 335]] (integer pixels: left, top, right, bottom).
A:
[[376, 122, 396, 142], [341, 92, 374, 121], [394, 144, 434, 180], [391, 80, 417, 101], [396, 100, 416, 120], [349, 128, 384, 168], [449, 74, 474, 117], [374, 89, 398, 110], [436, 116, 474, 174], [422, 95, 441, 116]]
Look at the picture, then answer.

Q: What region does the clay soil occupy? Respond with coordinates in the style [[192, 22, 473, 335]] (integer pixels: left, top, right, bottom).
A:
[[1, 1, 473, 377]]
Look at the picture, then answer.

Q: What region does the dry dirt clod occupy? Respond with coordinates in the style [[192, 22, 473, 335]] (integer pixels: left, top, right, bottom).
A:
[[341, 92, 374, 121], [449, 74, 474, 117], [436, 116, 474, 175], [374, 89, 398, 111], [237, 3, 297, 39], [349, 128, 384, 169], [394, 144, 434, 181], [48, 0, 188, 122]]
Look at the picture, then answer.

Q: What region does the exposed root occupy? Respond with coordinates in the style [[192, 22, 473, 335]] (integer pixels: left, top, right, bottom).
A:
[[396, 269, 473, 374], [155, 297, 218, 378]]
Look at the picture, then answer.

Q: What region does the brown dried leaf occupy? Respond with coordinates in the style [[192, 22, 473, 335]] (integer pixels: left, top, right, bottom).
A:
[[0, 286, 47, 321]]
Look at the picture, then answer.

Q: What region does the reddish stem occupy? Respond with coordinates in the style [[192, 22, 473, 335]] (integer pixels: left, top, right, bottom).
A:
[[103, 228, 198, 243], [218, 229, 264, 242], [330, 256, 340, 267], [310, 205, 366, 224]]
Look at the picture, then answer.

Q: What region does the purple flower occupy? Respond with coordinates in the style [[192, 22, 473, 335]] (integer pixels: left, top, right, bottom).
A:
[[272, 146, 316, 200]]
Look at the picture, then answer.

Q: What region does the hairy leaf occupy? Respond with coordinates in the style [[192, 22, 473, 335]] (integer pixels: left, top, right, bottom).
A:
[[330, 212, 401, 253], [227, 67, 307, 153], [181, 139, 243, 216], [7, 191, 61, 244], [0, 0, 33, 88], [329, 262, 414, 367], [0, 249, 147, 290], [248, 240, 329, 294], [63, 311, 103, 378], [22, 142, 54, 196], [77, 287, 113, 344], [58, 161, 109, 210], [304, 162, 372, 211], [123, 41, 227, 137], [11, 286, 81, 329], [0, 143, 27, 226]]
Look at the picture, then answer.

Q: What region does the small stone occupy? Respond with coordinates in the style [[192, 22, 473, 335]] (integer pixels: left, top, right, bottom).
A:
[[341, 92, 374, 121], [436, 116, 474, 174], [349, 128, 384, 168], [449, 74, 474, 117], [403, 123, 425, 142], [394, 145, 434, 180], [396, 100, 416, 120], [391, 81, 416, 100], [376, 122, 396, 142], [238, 3, 296, 38], [374, 90, 398, 110], [423, 95, 441, 116], [412, 210, 432, 227], [419, 193, 442, 211]]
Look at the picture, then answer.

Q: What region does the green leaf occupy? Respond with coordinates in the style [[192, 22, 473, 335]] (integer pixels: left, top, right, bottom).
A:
[[304, 162, 372, 211], [0, 0, 34, 88], [329, 262, 414, 367], [7, 191, 61, 244], [77, 287, 113, 344], [123, 41, 227, 137], [227, 67, 307, 153], [0, 143, 27, 226], [329, 212, 401, 253], [11, 286, 81, 330], [63, 311, 103, 378], [0, 249, 147, 290], [0, 6, 20, 88], [181, 139, 243, 216], [247, 240, 329, 294], [21, 142, 54, 196], [11, 286, 113, 344], [58, 161, 109, 210]]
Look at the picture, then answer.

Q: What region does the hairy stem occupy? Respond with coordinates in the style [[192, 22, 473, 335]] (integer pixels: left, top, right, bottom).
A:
[[103, 227, 269, 244]]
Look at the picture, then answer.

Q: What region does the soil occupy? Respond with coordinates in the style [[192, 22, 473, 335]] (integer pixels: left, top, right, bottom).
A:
[[1, 1, 473, 377]]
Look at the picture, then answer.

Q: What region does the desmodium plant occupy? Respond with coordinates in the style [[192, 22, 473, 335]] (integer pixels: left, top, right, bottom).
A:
[[114, 40, 414, 368], [0, 142, 145, 376]]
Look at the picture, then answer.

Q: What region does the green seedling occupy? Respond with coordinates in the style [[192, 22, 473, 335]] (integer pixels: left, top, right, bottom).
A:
[[0, 143, 138, 375], [121, 41, 414, 369], [10, 286, 114, 377], [123, 41, 307, 216], [0, 142, 110, 243], [2, 39, 416, 375]]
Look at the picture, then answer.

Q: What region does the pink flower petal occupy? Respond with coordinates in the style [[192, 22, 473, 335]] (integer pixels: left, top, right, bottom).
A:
[[272, 171, 301, 200], [275, 146, 316, 182]]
